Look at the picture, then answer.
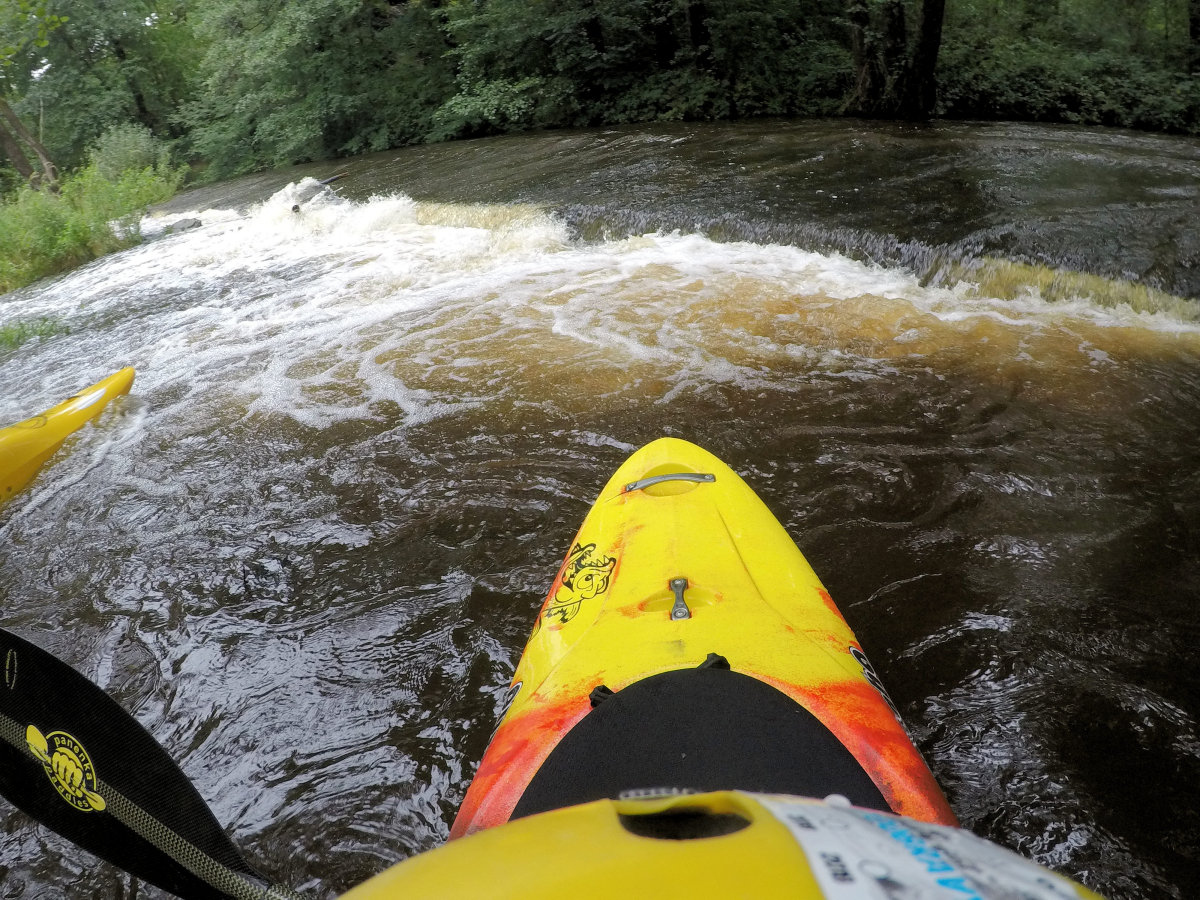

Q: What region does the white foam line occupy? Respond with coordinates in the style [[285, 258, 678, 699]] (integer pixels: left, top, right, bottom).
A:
[[6, 183, 1199, 437]]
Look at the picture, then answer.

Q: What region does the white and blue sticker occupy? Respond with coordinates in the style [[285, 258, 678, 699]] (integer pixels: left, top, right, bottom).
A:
[[758, 795, 1086, 899]]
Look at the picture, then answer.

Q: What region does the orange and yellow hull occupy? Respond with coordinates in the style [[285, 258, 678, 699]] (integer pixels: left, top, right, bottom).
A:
[[451, 437, 955, 838]]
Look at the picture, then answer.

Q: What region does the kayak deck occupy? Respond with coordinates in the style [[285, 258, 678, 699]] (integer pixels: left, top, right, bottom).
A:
[[452, 438, 955, 837]]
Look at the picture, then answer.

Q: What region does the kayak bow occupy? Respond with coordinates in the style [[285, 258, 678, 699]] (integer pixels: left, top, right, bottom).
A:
[[453, 437, 956, 836], [0, 367, 135, 503]]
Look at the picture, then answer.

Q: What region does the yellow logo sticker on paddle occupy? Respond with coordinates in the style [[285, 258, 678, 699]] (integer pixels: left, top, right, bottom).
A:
[[26, 725, 107, 812]]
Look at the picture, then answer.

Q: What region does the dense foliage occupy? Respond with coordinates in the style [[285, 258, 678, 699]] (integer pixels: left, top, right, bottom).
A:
[[0, 0, 1197, 183], [938, 0, 1200, 132], [0, 124, 184, 292], [431, 0, 851, 139], [182, 0, 453, 174], [0, 315, 65, 352]]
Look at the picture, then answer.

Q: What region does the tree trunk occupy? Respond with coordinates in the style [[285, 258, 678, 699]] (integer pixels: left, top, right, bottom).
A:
[[0, 98, 57, 186], [846, 0, 884, 114], [112, 39, 161, 134], [0, 120, 36, 182], [901, 0, 946, 116], [685, 0, 711, 62], [651, 1, 679, 69], [845, 0, 946, 118], [1190, 0, 1200, 73], [845, 0, 915, 116]]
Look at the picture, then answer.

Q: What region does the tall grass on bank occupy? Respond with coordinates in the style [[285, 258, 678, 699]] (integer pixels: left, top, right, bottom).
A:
[[0, 317, 67, 354], [0, 160, 184, 295]]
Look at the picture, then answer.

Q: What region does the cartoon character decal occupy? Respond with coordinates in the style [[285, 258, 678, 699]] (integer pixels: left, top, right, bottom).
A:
[[542, 542, 616, 626]]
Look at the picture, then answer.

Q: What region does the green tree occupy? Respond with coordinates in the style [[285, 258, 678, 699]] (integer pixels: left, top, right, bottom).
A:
[[184, 0, 453, 177], [5, 0, 1196, 185], [0, 0, 67, 186], [433, 0, 848, 139], [936, 0, 1199, 132], [7, 0, 199, 172]]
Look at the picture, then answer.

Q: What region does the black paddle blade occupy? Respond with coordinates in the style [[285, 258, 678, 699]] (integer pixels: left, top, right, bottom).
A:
[[0, 628, 304, 900]]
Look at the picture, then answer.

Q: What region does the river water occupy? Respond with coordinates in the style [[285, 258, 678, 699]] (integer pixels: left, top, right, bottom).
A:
[[1, 120, 1198, 898]]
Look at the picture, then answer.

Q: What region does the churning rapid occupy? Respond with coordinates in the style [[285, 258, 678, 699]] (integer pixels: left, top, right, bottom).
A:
[[1, 121, 1199, 899]]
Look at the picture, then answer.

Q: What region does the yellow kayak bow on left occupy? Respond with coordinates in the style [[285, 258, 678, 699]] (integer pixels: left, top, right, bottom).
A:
[[0, 367, 135, 503]]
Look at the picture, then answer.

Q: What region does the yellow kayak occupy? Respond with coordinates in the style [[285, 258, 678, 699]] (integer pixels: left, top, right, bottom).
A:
[[346, 438, 1103, 899], [0, 367, 135, 503], [453, 437, 955, 836], [348, 790, 1105, 899]]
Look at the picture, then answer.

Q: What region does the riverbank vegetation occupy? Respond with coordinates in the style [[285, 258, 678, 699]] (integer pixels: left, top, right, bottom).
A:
[[0, 123, 184, 293], [0, 315, 65, 353], [2, 0, 1199, 187], [0, 1, 1191, 294]]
